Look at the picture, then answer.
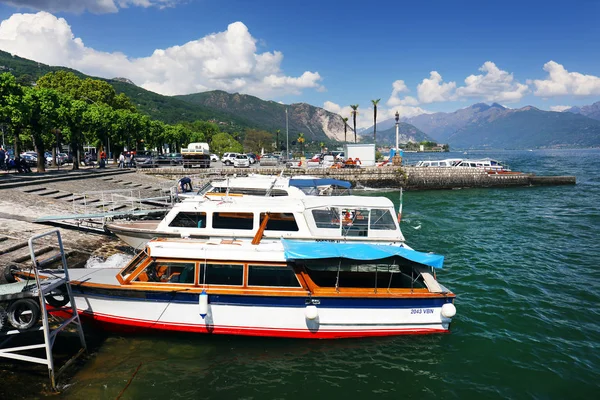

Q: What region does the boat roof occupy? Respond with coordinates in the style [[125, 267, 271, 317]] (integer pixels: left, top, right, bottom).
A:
[[176, 194, 395, 212], [282, 240, 444, 269], [145, 238, 442, 269]]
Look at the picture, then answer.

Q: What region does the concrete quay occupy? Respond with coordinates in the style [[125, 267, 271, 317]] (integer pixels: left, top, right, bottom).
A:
[[137, 165, 577, 190]]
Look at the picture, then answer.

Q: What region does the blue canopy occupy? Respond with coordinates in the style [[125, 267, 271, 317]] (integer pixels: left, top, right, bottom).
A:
[[281, 240, 444, 269], [289, 178, 352, 189]]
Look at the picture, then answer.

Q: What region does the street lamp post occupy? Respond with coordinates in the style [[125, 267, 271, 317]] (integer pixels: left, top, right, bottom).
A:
[[286, 108, 289, 161], [393, 111, 402, 166], [52, 128, 61, 171]]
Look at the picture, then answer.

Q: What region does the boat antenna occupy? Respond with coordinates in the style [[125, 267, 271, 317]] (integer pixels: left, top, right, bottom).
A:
[[397, 187, 403, 224]]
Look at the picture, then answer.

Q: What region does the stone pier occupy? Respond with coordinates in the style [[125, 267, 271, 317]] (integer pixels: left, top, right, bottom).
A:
[[137, 166, 576, 190]]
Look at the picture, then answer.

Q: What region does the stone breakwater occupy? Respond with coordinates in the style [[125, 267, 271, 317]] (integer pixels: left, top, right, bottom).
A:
[[138, 166, 576, 190]]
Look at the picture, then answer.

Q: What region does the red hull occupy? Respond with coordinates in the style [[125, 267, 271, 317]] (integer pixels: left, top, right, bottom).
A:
[[54, 309, 449, 339]]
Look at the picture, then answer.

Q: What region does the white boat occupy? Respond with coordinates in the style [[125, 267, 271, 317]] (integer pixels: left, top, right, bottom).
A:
[[29, 238, 456, 339], [415, 158, 513, 173], [106, 195, 404, 249]]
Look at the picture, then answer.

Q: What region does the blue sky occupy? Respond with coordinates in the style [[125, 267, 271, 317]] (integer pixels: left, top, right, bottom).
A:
[[0, 0, 599, 127]]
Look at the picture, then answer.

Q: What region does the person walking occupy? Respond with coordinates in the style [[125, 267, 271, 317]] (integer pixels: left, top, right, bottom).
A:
[[125, 152, 131, 168], [0, 147, 5, 171], [119, 153, 125, 168]]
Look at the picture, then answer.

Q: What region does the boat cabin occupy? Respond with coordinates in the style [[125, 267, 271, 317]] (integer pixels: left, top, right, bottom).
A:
[[157, 195, 404, 242], [114, 239, 446, 296]]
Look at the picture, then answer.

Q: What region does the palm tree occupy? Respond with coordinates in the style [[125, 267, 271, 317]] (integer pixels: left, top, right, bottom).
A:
[[297, 133, 305, 156], [275, 129, 280, 151], [371, 99, 381, 149], [319, 141, 325, 153], [350, 104, 359, 143], [343, 117, 349, 143]]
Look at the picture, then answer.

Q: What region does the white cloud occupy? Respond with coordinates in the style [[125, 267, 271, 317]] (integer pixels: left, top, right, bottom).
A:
[[549, 105, 571, 112], [0, 0, 178, 14], [417, 71, 456, 104], [386, 79, 421, 107], [0, 12, 324, 97], [455, 61, 528, 103], [529, 61, 600, 97]]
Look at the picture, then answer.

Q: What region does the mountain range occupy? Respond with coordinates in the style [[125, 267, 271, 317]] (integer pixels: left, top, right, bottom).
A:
[[1, 50, 599, 148], [399, 102, 600, 149], [565, 101, 600, 121], [0, 50, 427, 144]]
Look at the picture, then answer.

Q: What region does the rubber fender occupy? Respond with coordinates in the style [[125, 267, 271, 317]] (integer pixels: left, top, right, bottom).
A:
[[7, 298, 41, 331], [45, 284, 70, 307]]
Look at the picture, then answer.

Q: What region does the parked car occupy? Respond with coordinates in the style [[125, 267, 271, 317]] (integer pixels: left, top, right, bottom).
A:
[[222, 152, 238, 166], [246, 153, 257, 164], [233, 154, 250, 168], [157, 153, 183, 166], [20, 153, 37, 167], [210, 154, 220, 162], [135, 150, 158, 168], [259, 154, 278, 167]]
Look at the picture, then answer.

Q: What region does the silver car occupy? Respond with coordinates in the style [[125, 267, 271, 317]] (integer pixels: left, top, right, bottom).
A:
[[233, 154, 250, 168]]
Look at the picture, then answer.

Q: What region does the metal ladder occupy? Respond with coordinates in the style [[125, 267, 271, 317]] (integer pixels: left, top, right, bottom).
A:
[[0, 229, 87, 391]]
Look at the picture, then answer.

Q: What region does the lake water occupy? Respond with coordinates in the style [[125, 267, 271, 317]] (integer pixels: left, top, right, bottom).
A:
[[57, 149, 600, 399]]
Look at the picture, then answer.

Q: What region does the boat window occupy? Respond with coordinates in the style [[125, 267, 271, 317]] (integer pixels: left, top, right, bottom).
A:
[[248, 265, 301, 287], [133, 261, 196, 284], [342, 208, 369, 237], [168, 212, 207, 228], [201, 263, 244, 285], [312, 208, 340, 229], [119, 251, 148, 279], [370, 209, 397, 230], [303, 259, 426, 289], [213, 212, 254, 230], [260, 213, 299, 231]]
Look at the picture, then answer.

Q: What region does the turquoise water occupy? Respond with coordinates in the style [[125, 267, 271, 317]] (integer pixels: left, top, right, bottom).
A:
[[62, 149, 599, 399]]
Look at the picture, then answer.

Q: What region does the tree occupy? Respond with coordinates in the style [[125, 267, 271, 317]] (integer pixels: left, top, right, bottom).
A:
[[343, 117, 349, 143], [297, 132, 305, 156], [244, 129, 273, 154], [211, 132, 243, 156], [0, 73, 26, 160], [62, 99, 89, 170], [371, 99, 380, 149], [22, 87, 62, 172], [83, 103, 115, 160], [350, 105, 359, 143], [319, 141, 325, 153]]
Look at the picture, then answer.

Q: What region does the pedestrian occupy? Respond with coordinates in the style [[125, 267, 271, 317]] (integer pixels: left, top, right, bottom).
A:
[[119, 153, 125, 168], [178, 176, 193, 192], [0, 147, 5, 171], [125, 152, 131, 168]]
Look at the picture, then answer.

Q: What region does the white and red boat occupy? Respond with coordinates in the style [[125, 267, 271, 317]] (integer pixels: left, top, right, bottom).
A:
[[33, 238, 456, 339]]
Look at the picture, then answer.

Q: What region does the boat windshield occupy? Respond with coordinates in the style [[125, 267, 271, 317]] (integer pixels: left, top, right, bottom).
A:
[[300, 258, 426, 289]]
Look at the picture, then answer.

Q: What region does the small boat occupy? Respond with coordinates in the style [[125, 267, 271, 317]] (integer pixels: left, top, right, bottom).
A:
[[35, 238, 456, 339], [180, 175, 352, 199], [415, 158, 513, 173], [106, 195, 405, 249]]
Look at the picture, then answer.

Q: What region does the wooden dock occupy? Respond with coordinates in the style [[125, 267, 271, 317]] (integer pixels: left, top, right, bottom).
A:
[[135, 166, 576, 190]]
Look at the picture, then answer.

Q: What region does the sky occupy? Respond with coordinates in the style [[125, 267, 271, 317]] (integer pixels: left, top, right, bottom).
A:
[[0, 0, 599, 128]]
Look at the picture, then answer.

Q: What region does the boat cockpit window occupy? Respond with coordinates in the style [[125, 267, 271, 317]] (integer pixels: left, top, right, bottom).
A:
[[169, 212, 207, 228], [133, 261, 196, 284], [370, 209, 397, 231], [119, 251, 148, 279], [341, 208, 369, 237], [261, 213, 299, 231], [302, 258, 426, 289], [248, 265, 301, 287], [201, 263, 244, 285], [213, 212, 254, 230], [312, 208, 340, 229], [209, 188, 288, 196]]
